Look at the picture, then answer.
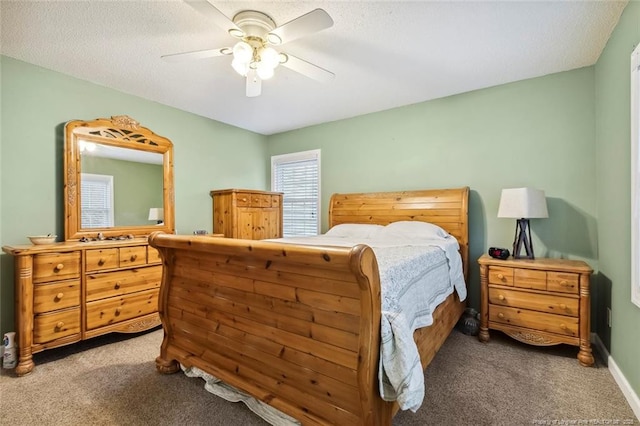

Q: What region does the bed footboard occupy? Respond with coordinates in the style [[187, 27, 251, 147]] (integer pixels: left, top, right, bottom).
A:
[[149, 233, 393, 425]]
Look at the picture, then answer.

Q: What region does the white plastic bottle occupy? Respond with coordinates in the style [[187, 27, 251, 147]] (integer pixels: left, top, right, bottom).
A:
[[3, 332, 17, 369]]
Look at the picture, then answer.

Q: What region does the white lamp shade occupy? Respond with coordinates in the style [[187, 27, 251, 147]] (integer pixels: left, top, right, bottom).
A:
[[497, 188, 548, 219], [148, 207, 164, 221]]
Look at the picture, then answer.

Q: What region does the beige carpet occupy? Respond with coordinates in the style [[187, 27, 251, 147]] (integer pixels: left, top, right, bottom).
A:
[[0, 328, 636, 425]]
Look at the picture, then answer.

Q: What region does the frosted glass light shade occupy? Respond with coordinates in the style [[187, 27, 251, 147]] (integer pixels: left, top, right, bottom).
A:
[[232, 41, 252, 62], [497, 188, 548, 219]]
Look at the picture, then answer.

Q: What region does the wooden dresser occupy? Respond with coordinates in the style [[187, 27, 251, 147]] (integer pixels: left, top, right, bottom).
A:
[[2, 238, 162, 376], [210, 189, 283, 239], [477, 254, 594, 366]]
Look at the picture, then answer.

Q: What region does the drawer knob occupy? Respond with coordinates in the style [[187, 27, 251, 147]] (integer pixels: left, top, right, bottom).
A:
[[498, 294, 505, 301], [497, 273, 504, 279], [241, 198, 247, 202], [559, 303, 567, 310], [497, 312, 505, 319], [560, 280, 571, 287], [114, 282, 121, 289], [130, 254, 137, 261], [55, 292, 64, 300], [98, 258, 105, 266], [55, 263, 64, 271], [115, 307, 122, 315], [560, 323, 567, 330], [55, 321, 64, 330]]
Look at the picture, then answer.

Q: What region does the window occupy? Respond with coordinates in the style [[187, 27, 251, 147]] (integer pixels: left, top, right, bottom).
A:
[[81, 173, 114, 228], [631, 43, 640, 308], [271, 149, 320, 237]]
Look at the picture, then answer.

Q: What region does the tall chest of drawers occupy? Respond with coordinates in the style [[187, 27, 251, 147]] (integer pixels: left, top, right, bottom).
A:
[[210, 189, 283, 240], [477, 254, 594, 366], [2, 238, 162, 376]]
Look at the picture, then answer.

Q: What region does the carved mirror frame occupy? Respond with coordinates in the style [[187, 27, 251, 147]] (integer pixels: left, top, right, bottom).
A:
[[64, 115, 175, 241]]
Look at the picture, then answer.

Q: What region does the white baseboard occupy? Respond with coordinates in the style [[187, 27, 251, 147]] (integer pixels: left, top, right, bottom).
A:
[[592, 333, 640, 421]]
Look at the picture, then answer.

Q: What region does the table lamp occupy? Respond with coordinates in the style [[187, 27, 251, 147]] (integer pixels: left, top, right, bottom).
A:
[[148, 207, 164, 225], [497, 188, 548, 259]]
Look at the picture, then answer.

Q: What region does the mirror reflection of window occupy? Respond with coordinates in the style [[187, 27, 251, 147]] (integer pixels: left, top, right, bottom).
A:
[[81, 173, 114, 228], [80, 144, 163, 227]]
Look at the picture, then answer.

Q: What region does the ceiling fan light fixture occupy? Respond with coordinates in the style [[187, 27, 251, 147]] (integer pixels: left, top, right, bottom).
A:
[[232, 41, 253, 62], [256, 62, 275, 80], [260, 47, 280, 69], [231, 58, 249, 76]]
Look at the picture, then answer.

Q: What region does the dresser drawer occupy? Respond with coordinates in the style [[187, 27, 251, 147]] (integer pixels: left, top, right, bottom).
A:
[[34, 279, 81, 314], [235, 192, 253, 206], [85, 248, 119, 272], [85, 288, 159, 330], [119, 246, 147, 268], [86, 266, 162, 302], [489, 305, 578, 337], [250, 194, 272, 207], [488, 266, 513, 286], [488, 287, 578, 317], [547, 272, 579, 294], [514, 268, 547, 291], [271, 195, 281, 207], [33, 308, 81, 344], [33, 252, 81, 283], [147, 246, 162, 264]]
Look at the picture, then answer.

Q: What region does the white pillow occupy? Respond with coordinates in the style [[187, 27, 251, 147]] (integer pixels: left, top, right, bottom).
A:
[[380, 221, 450, 240], [325, 223, 384, 239]]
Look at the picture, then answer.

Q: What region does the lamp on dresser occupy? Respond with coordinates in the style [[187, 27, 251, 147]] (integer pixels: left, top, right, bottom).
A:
[[497, 187, 548, 259], [148, 207, 164, 225]]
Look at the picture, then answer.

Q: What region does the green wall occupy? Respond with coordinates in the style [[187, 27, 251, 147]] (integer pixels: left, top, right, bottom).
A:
[[267, 67, 597, 312], [595, 0, 640, 395], [0, 55, 268, 334]]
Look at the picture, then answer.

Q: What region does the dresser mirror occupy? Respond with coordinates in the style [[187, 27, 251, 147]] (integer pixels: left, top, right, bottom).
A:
[[64, 115, 174, 240]]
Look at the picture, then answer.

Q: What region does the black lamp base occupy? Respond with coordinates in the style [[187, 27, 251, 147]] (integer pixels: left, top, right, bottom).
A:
[[512, 218, 535, 259]]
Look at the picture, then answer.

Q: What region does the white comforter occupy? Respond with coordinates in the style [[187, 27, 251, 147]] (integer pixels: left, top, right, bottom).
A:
[[272, 233, 467, 411]]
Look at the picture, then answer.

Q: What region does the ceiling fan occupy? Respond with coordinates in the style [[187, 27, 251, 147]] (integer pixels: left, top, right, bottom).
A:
[[162, 1, 335, 97]]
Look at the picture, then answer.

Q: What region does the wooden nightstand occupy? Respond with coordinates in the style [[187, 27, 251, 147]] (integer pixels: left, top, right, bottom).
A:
[[477, 254, 594, 366]]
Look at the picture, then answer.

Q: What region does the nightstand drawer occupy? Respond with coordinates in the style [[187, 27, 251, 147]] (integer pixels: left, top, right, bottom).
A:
[[488, 266, 513, 286], [547, 272, 579, 294], [488, 287, 578, 317], [514, 268, 546, 290], [489, 305, 578, 337]]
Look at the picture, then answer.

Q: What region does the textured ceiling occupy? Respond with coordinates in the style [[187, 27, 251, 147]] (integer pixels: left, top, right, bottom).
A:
[[0, 1, 628, 135]]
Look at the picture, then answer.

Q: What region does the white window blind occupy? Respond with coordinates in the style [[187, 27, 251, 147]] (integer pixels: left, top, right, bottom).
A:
[[271, 149, 320, 237], [81, 173, 114, 228]]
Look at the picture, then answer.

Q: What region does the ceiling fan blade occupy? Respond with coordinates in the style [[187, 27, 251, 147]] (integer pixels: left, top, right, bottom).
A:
[[280, 54, 334, 83], [161, 47, 230, 62], [246, 69, 262, 97], [185, 0, 243, 36], [268, 9, 333, 45]]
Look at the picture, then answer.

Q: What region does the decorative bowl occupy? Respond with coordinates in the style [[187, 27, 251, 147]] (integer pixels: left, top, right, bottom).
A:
[[28, 235, 57, 245]]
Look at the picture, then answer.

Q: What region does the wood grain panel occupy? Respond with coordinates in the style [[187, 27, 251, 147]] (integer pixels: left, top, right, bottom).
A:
[[86, 266, 161, 302], [33, 308, 81, 343], [33, 280, 81, 313], [33, 252, 81, 283], [489, 287, 578, 316], [151, 187, 469, 425]]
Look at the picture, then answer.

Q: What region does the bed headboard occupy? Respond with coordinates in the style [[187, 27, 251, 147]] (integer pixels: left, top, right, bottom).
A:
[[329, 187, 470, 281]]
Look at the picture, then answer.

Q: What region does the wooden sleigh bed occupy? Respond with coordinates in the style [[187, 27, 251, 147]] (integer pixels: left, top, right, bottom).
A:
[[150, 187, 469, 425]]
